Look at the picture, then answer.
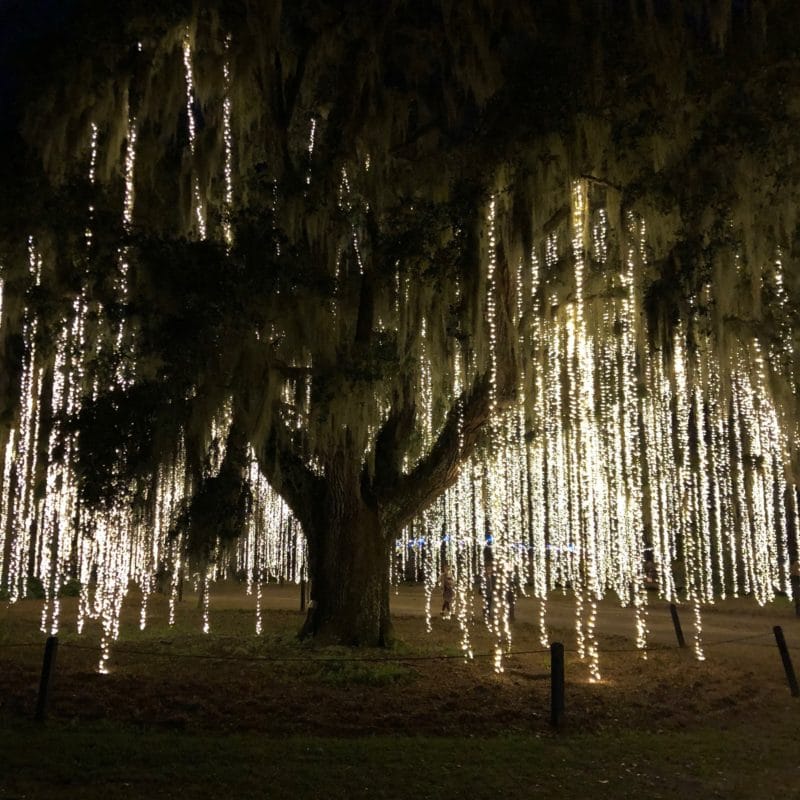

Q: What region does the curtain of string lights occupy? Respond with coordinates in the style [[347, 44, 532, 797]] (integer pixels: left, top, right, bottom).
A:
[[0, 27, 797, 677]]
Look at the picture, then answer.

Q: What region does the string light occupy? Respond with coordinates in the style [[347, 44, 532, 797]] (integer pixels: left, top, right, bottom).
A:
[[222, 34, 234, 248], [183, 28, 206, 238], [306, 118, 317, 185], [0, 43, 797, 679]]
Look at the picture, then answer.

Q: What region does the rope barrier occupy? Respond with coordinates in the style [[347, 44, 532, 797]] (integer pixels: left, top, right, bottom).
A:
[[57, 641, 555, 663], [1, 628, 792, 662], [44, 630, 787, 664], [700, 631, 775, 647], [0, 641, 41, 649]]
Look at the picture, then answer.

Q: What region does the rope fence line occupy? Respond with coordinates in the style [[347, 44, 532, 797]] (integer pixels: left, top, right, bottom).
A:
[[0, 628, 791, 663], [0, 642, 41, 648], [699, 631, 775, 647], [59, 642, 496, 663]]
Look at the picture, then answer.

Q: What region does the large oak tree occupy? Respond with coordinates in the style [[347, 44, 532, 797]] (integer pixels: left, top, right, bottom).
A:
[[2, 0, 800, 644]]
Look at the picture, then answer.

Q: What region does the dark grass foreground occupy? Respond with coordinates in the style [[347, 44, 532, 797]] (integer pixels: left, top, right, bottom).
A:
[[2, 592, 799, 798], [1, 719, 798, 800]]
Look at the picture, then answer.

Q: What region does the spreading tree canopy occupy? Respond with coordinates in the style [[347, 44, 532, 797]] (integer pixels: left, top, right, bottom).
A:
[[1, 0, 800, 661]]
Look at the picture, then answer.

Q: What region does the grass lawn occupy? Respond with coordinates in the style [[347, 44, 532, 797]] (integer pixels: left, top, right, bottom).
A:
[[2, 587, 799, 798], [2, 718, 799, 800]]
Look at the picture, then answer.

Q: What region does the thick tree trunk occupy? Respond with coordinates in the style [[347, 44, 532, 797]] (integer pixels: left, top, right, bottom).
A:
[[299, 463, 394, 646], [253, 364, 511, 646], [255, 376, 504, 646]]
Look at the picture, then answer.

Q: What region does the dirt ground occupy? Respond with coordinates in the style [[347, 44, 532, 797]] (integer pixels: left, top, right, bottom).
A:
[[1, 583, 798, 737]]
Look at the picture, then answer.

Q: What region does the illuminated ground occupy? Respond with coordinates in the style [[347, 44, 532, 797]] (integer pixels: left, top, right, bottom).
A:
[[1, 583, 797, 729], [1, 585, 798, 798]]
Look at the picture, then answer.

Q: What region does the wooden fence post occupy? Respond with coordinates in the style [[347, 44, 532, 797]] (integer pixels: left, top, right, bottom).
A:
[[773, 626, 799, 698], [550, 641, 565, 729], [35, 635, 58, 722], [669, 603, 686, 648]]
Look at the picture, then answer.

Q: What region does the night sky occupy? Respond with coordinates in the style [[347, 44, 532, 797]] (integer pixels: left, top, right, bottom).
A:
[[0, 0, 74, 134]]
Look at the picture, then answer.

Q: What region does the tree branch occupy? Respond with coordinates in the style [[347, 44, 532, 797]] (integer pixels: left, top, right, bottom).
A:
[[579, 174, 623, 192], [382, 374, 496, 530], [233, 351, 322, 533], [181, 419, 251, 559], [371, 393, 416, 496], [254, 418, 323, 535], [379, 234, 520, 530]]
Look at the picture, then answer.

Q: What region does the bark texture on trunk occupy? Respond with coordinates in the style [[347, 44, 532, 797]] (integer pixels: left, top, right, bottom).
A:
[[300, 458, 393, 646]]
